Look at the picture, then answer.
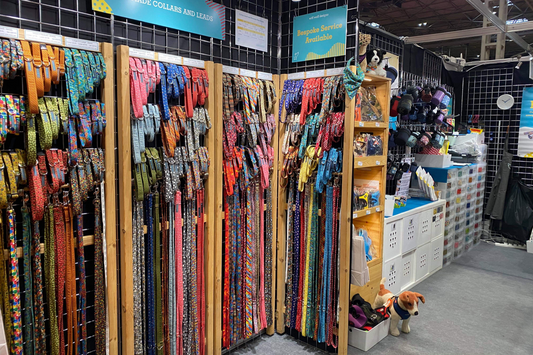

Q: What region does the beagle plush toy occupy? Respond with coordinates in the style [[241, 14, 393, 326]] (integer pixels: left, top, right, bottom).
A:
[[373, 278, 425, 337]]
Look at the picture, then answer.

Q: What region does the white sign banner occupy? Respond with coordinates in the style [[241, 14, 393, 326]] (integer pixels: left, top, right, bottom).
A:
[[235, 10, 268, 52]]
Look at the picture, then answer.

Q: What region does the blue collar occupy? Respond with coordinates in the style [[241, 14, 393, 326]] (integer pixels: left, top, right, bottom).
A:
[[393, 297, 411, 320]]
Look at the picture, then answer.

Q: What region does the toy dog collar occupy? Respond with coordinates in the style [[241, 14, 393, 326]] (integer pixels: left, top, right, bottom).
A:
[[393, 297, 411, 320]]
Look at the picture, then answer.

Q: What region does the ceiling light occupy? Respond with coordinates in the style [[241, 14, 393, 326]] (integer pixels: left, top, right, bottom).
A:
[[516, 61, 523, 69], [423, 22, 427, 26], [477, 54, 480, 58], [369, 22, 380, 28], [292, 0, 301, 2], [418, 23, 422, 26]]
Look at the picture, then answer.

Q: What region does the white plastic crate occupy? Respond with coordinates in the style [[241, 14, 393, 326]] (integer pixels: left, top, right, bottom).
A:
[[383, 220, 402, 262], [447, 168, 458, 180], [432, 207, 445, 238], [430, 237, 444, 272], [418, 209, 433, 246], [457, 166, 469, 178], [415, 242, 431, 282], [443, 233, 454, 247], [348, 319, 390, 352], [400, 250, 416, 290], [402, 213, 419, 253], [464, 239, 474, 252], [455, 193, 466, 204], [382, 256, 401, 296], [477, 162, 487, 175], [455, 228, 465, 242]]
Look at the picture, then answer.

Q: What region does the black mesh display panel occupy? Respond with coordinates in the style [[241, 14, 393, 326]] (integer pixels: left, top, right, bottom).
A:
[[463, 66, 533, 210]]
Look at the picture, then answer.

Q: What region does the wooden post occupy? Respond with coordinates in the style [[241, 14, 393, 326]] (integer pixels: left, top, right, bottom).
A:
[[101, 42, 118, 354], [213, 63, 224, 355], [275, 74, 288, 334], [337, 68, 357, 355], [204, 61, 220, 355], [116, 45, 135, 355], [267, 74, 280, 336]]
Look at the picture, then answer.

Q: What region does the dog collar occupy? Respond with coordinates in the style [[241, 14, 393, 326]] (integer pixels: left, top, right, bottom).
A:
[[393, 297, 411, 320], [367, 65, 378, 71]]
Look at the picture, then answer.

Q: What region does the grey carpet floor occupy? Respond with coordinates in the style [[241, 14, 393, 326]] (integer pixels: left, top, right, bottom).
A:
[[229, 242, 533, 355]]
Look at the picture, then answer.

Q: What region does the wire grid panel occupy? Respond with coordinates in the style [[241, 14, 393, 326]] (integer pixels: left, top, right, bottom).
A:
[[0, 0, 281, 73], [281, 0, 358, 73], [0, 58, 104, 354], [463, 66, 533, 208]]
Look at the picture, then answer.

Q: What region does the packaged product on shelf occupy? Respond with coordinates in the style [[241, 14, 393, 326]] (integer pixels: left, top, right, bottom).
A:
[[360, 86, 383, 121], [353, 179, 380, 212]]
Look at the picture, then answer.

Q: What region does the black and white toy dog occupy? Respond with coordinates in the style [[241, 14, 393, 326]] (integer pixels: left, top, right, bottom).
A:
[[366, 48, 387, 77]]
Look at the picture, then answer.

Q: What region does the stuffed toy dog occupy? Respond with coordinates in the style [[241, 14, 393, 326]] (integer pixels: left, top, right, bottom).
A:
[[373, 278, 425, 337], [366, 49, 387, 77]]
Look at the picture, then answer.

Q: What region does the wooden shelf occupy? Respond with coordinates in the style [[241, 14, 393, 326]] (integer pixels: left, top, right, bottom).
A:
[[3, 235, 95, 259], [353, 155, 386, 168], [363, 73, 391, 84], [354, 121, 388, 129], [353, 205, 383, 219]]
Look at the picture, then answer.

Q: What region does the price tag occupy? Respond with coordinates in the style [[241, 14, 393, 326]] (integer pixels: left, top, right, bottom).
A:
[[366, 210, 371, 215], [326, 67, 344, 76], [376, 207, 380, 212], [222, 65, 240, 75], [306, 69, 325, 78], [376, 160, 380, 165], [24, 29, 63, 45], [240, 69, 256, 78], [64, 37, 99, 52], [257, 71, 273, 81], [129, 48, 156, 60], [159, 53, 183, 65], [287, 72, 305, 80], [0, 25, 20, 39], [358, 161, 363, 166], [375, 122, 380, 127], [353, 213, 358, 218], [358, 122, 364, 127], [183, 57, 204, 68]]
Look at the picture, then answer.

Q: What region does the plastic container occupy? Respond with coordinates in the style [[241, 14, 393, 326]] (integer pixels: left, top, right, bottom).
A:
[[455, 203, 465, 215], [474, 206, 481, 215], [446, 198, 455, 210], [467, 175, 475, 184], [444, 189, 453, 199], [454, 245, 464, 259], [455, 187, 463, 195], [465, 216, 474, 228], [455, 213, 465, 224], [447, 169, 458, 180], [455, 193, 466, 204], [457, 166, 469, 178], [455, 220, 466, 232], [465, 239, 474, 252], [444, 234, 454, 247], [468, 166, 476, 176], [466, 192, 474, 201], [474, 230, 481, 244], [348, 318, 391, 351], [467, 182, 477, 193], [476, 198, 483, 206], [445, 209, 455, 220], [443, 245, 454, 266], [445, 217, 454, 228], [457, 176, 468, 187], [447, 179, 457, 190], [465, 231, 473, 243], [477, 162, 487, 175], [465, 207, 474, 219], [444, 225, 455, 236], [465, 201, 473, 209], [476, 190, 483, 198], [454, 227, 465, 241]]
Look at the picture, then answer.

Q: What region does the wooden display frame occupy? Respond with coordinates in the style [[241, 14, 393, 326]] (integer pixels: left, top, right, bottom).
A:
[[350, 73, 391, 308], [116, 45, 216, 355], [0, 26, 118, 354], [212, 64, 280, 354], [275, 71, 390, 355]]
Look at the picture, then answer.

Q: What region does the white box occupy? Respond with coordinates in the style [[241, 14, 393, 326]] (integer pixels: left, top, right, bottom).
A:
[[382, 256, 402, 296], [414, 153, 453, 168], [348, 319, 390, 352], [415, 242, 431, 282], [401, 250, 416, 290], [383, 220, 402, 262], [527, 240, 533, 254], [402, 213, 419, 253], [418, 209, 432, 247], [430, 236, 444, 272]]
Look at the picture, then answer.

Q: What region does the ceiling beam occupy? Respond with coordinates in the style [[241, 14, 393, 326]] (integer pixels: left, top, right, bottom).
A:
[[405, 21, 533, 44], [467, 0, 532, 52]]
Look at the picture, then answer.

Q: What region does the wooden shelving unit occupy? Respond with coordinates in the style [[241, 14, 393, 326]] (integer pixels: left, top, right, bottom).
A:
[[212, 65, 280, 354], [116, 46, 216, 355], [350, 73, 391, 311]]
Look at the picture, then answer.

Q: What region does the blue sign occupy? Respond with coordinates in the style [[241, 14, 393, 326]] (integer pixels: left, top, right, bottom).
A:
[[92, 0, 226, 40], [292, 6, 347, 63], [518, 87, 533, 157]]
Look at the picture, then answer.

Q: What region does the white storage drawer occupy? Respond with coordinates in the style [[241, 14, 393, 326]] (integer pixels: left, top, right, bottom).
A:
[[415, 242, 431, 282], [402, 213, 419, 253], [383, 220, 402, 262], [418, 209, 432, 247], [432, 204, 445, 239], [400, 250, 416, 290], [382, 256, 402, 296], [430, 236, 444, 273]]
